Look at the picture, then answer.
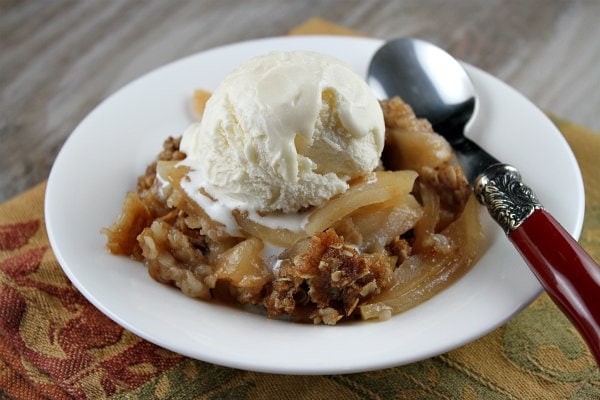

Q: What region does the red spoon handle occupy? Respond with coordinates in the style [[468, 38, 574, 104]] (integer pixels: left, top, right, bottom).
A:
[[475, 163, 599, 365], [509, 209, 600, 365]]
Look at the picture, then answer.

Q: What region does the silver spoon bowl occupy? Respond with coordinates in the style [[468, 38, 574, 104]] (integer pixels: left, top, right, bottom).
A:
[[368, 38, 498, 184]]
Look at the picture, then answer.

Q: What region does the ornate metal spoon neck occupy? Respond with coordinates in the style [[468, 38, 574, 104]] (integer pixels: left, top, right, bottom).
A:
[[474, 164, 544, 235]]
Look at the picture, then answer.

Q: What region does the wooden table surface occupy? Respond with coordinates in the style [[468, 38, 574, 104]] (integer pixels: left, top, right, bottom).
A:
[[1, 0, 599, 203]]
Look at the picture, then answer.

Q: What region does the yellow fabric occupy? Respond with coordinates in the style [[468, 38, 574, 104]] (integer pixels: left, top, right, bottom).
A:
[[0, 18, 597, 399]]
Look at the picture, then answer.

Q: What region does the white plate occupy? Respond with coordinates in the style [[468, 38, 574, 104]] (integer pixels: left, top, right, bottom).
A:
[[45, 36, 585, 374]]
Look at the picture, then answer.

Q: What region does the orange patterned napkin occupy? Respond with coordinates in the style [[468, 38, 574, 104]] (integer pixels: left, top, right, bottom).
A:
[[1, 18, 598, 399]]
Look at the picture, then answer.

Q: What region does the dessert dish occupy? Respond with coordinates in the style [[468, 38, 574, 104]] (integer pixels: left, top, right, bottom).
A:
[[104, 51, 482, 324]]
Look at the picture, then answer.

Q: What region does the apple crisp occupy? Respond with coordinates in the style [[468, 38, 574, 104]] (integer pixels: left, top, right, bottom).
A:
[[104, 96, 482, 325]]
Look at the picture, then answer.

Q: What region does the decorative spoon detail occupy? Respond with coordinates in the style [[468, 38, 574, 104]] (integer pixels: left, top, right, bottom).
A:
[[368, 37, 600, 365]]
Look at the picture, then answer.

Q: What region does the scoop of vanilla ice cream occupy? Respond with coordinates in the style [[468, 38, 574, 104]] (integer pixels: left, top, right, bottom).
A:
[[180, 50, 385, 213]]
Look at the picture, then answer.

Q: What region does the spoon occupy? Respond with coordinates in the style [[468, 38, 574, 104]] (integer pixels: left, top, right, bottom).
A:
[[368, 37, 600, 365]]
